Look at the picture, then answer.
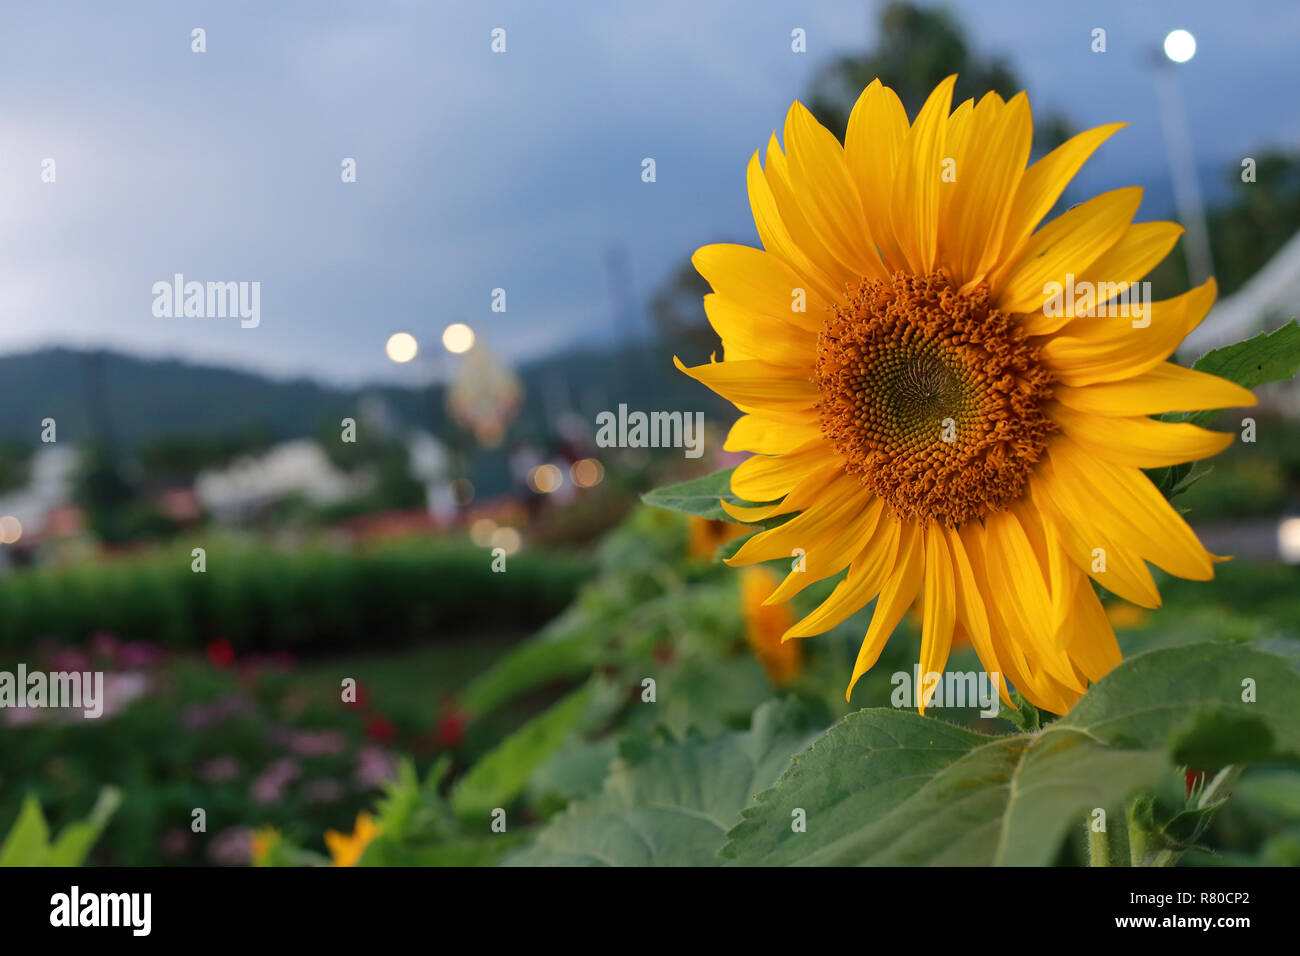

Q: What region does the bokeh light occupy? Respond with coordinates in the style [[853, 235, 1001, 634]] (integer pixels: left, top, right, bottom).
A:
[[529, 463, 563, 494], [442, 323, 475, 354], [1163, 29, 1196, 63], [0, 515, 22, 545], [385, 332, 419, 363], [570, 458, 604, 488], [490, 526, 522, 555]]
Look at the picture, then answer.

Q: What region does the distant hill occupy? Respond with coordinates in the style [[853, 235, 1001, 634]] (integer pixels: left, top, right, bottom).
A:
[[0, 341, 730, 457]]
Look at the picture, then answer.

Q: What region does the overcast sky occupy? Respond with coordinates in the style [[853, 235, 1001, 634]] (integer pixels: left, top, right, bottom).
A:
[[1, 0, 1296, 386]]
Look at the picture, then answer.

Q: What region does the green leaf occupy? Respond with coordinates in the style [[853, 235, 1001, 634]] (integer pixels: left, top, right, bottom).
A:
[[0, 789, 121, 867], [46, 788, 122, 867], [0, 795, 51, 867], [451, 683, 598, 819], [1149, 320, 1300, 495], [641, 467, 759, 520], [502, 698, 825, 866], [996, 691, 1041, 733], [459, 628, 597, 716], [1181, 319, 1300, 427], [722, 643, 1300, 866]]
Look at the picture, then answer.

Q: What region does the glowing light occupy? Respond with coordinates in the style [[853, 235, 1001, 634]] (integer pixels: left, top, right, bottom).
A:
[[442, 323, 475, 354], [1279, 517, 1300, 564], [452, 478, 475, 505], [570, 458, 604, 488], [385, 332, 419, 363], [470, 518, 497, 547], [490, 526, 522, 556], [1163, 29, 1196, 63], [0, 515, 21, 545], [529, 463, 563, 494]]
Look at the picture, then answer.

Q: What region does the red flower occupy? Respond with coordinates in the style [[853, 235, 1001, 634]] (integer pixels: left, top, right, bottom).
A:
[[365, 714, 397, 744], [1185, 769, 1206, 798], [435, 701, 468, 749], [207, 638, 235, 668], [344, 681, 370, 709]]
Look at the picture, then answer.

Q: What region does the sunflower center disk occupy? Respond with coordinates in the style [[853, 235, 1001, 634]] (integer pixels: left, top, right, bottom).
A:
[[814, 271, 1055, 528]]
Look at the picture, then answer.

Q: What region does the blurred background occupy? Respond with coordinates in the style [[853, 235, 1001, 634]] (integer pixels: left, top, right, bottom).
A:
[[1, 0, 1298, 866]]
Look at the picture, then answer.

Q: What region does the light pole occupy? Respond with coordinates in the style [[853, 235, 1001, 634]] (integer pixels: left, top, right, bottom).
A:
[[385, 325, 476, 517], [1152, 29, 1214, 285]]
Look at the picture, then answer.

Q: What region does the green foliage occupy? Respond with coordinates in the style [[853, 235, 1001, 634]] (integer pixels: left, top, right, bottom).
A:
[[640, 467, 749, 520], [0, 537, 587, 654], [450, 682, 601, 819], [357, 760, 524, 866], [720, 644, 1299, 866], [1152, 320, 1300, 498], [0, 789, 121, 867], [504, 698, 826, 866]]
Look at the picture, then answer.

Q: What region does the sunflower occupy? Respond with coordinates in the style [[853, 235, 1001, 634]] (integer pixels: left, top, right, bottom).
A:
[[324, 812, 380, 867], [677, 76, 1255, 715], [740, 566, 802, 686]]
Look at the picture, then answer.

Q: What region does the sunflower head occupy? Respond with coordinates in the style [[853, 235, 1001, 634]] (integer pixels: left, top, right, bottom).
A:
[[679, 75, 1256, 714]]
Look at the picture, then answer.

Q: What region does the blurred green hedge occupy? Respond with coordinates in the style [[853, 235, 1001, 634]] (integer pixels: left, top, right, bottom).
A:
[[0, 537, 590, 655]]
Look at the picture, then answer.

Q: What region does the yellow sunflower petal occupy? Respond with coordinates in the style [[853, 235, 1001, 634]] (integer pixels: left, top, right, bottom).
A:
[[719, 459, 840, 522], [1038, 278, 1216, 386], [673, 356, 819, 425], [727, 474, 869, 565], [890, 74, 956, 275], [944, 525, 1012, 706], [844, 80, 910, 272], [917, 526, 957, 713], [763, 497, 885, 605], [745, 151, 842, 302], [1053, 362, 1257, 416], [692, 243, 829, 334], [1050, 441, 1216, 580], [943, 92, 1033, 286], [982, 509, 1085, 693], [846, 520, 925, 698], [729, 440, 835, 502], [784, 101, 888, 281], [704, 294, 817, 368], [995, 122, 1126, 268], [785, 512, 902, 639], [1020, 221, 1184, 335], [1051, 401, 1234, 469], [1062, 577, 1122, 684], [992, 186, 1142, 314], [764, 135, 857, 293], [724, 414, 821, 456], [1031, 459, 1162, 608]]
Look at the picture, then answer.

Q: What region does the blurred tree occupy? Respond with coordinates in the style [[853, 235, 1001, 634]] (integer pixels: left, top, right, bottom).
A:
[[806, 2, 1070, 151], [74, 443, 142, 543], [138, 427, 275, 485], [0, 442, 33, 495], [1146, 150, 1300, 300], [314, 421, 425, 513]]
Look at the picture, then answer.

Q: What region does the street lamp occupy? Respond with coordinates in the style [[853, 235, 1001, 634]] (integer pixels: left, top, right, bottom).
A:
[[385, 331, 419, 364], [1152, 29, 1214, 285], [442, 322, 475, 355]]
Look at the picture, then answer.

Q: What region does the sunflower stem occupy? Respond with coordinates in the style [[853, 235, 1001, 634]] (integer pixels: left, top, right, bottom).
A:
[[1087, 818, 1110, 867]]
